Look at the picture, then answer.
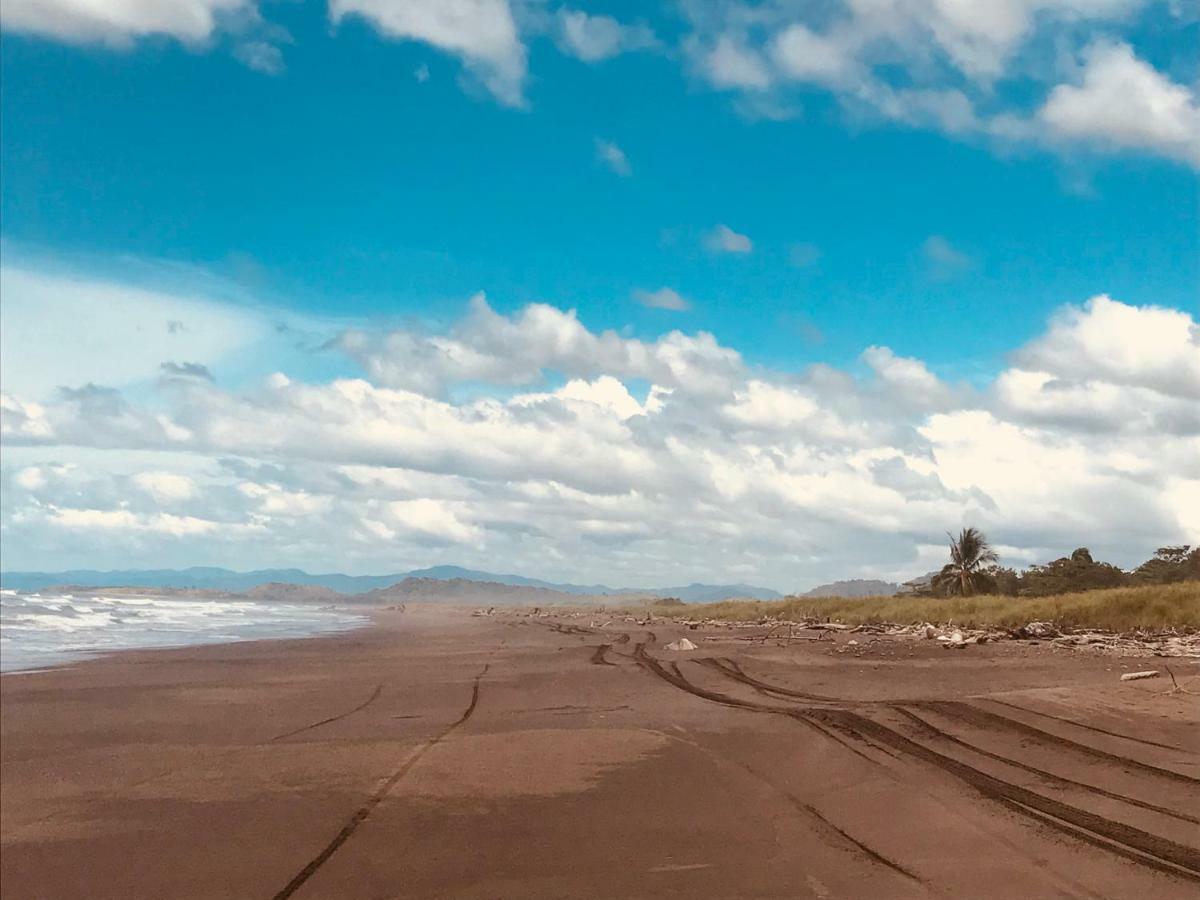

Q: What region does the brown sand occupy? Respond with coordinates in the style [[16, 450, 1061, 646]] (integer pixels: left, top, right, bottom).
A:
[[2, 607, 1198, 899]]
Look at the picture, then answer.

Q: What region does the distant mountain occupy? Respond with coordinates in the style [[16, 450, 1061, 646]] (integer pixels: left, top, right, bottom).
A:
[[358, 578, 597, 607], [658, 583, 783, 602], [801, 579, 899, 598], [0, 566, 780, 603]]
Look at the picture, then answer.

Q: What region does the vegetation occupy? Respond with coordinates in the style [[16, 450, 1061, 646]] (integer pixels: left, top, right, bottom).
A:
[[639, 582, 1200, 632], [932, 527, 998, 596], [620, 532, 1200, 631], [921, 533, 1198, 599]]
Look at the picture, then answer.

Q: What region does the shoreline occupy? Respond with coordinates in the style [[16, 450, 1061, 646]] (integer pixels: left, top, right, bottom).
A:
[[0, 591, 373, 676], [3, 607, 1197, 898]]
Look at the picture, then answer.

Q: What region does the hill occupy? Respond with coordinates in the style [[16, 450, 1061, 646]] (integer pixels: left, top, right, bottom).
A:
[[801, 579, 899, 598]]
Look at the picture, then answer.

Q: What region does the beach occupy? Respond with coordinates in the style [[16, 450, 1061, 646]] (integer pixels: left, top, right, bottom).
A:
[[2, 607, 1197, 899]]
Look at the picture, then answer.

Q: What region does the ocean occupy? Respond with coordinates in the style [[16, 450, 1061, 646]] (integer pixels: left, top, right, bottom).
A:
[[0, 589, 366, 673]]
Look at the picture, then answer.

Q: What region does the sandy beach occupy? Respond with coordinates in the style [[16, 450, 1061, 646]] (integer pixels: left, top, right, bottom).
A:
[[2, 607, 1197, 899]]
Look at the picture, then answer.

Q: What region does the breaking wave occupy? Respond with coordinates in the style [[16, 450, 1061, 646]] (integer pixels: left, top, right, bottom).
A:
[[0, 590, 365, 673]]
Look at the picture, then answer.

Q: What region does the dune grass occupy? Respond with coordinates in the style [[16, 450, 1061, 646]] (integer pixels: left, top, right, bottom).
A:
[[628, 582, 1200, 632]]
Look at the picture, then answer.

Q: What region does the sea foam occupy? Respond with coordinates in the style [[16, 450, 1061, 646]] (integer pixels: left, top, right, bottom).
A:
[[0, 590, 364, 673]]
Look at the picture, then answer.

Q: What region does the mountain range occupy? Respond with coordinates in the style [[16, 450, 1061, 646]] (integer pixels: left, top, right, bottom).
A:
[[0, 565, 784, 603]]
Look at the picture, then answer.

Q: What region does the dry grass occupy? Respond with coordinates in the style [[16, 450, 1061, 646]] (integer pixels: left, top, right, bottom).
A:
[[624, 582, 1200, 632]]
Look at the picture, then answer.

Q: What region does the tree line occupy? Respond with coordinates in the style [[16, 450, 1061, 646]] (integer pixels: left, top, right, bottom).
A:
[[928, 528, 1200, 597]]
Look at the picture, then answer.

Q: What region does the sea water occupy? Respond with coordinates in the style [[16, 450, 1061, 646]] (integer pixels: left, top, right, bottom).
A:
[[0, 589, 366, 673]]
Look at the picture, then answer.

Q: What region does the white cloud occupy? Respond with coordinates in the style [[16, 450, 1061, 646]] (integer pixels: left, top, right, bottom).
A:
[[133, 471, 196, 502], [921, 235, 974, 279], [595, 138, 631, 176], [329, 0, 526, 107], [1014, 294, 1200, 400], [0, 0, 251, 45], [47, 507, 220, 537], [0, 258, 342, 401], [769, 23, 855, 86], [633, 287, 691, 312], [680, 1, 1194, 167], [339, 293, 735, 395], [705, 224, 753, 254], [233, 40, 283, 75], [557, 9, 655, 62], [3, 264, 1196, 586], [700, 35, 772, 90], [1039, 42, 1200, 166]]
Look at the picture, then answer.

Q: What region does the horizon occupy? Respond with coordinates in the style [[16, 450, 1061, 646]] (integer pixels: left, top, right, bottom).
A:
[[2, 1, 1198, 590]]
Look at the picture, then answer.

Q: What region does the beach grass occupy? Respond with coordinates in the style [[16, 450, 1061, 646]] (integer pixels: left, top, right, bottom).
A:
[[624, 582, 1200, 631]]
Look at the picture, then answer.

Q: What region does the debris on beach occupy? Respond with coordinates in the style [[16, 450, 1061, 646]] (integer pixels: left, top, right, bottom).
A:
[[1019, 621, 1059, 639], [1119, 670, 1160, 682], [664, 638, 698, 651]]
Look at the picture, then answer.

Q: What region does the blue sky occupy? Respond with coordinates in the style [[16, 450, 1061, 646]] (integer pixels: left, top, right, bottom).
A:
[[3, 1, 1196, 377], [0, 2, 1197, 587]]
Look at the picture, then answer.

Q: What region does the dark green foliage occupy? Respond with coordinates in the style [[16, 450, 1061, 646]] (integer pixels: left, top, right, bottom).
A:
[[1132, 546, 1200, 585], [1019, 547, 1127, 596], [985, 566, 1021, 596]]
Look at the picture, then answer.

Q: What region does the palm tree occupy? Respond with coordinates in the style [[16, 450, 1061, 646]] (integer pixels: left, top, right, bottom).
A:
[[934, 527, 999, 596]]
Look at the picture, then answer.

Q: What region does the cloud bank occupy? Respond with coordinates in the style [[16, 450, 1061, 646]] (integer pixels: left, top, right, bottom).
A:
[[2, 261, 1195, 590]]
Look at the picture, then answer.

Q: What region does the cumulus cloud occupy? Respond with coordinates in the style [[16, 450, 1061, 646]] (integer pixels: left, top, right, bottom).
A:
[[329, 0, 526, 106], [337, 293, 736, 396], [0, 0, 251, 45], [595, 138, 631, 176], [705, 224, 753, 254], [680, 1, 1195, 167], [1039, 42, 1200, 166], [557, 9, 656, 62], [3, 277, 1196, 585]]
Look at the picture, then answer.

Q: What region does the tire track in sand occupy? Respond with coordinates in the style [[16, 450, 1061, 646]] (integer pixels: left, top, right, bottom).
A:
[[270, 684, 384, 742], [631, 646, 1200, 883], [270, 663, 489, 900]]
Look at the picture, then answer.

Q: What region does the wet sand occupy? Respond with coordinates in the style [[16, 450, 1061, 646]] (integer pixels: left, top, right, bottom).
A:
[[2, 607, 1198, 899]]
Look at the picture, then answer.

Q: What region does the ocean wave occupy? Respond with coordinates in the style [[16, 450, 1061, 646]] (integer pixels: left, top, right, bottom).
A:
[[0, 591, 365, 673]]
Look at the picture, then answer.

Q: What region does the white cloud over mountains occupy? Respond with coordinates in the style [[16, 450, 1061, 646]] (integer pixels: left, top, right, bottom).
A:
[[2, 260, 1195, 588], [3, 2, 1195, 166]]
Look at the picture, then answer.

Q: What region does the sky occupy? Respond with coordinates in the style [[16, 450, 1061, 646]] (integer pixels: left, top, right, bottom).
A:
[[0, 1, 1198, 591]]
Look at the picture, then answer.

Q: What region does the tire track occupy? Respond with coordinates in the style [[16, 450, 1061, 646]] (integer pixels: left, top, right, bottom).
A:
[[270, 684, 383, 742], [913, 701, 1199, 787], [270, 664, 489, 900], [891, 706, 1200, 827], [801, 802, 922, 883], [631, 647, 1200, 883], [979, 698, 1194, 754], [700, 658, 843, 704]]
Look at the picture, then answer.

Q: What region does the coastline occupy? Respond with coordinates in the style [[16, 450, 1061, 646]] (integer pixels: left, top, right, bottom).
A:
[[2, 607, 1197, 898], [0, 591, 370, 675]]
